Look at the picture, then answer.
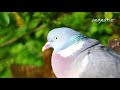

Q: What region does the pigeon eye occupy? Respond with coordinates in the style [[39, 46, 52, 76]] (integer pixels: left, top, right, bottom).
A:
[[54, 36, 59, 40]]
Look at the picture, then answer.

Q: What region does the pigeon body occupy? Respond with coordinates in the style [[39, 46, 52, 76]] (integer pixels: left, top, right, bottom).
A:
[[42, 27, 120, 78]]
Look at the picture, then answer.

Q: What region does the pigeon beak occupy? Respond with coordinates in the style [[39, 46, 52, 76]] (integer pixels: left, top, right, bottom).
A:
[[42, 42, 52, 52]]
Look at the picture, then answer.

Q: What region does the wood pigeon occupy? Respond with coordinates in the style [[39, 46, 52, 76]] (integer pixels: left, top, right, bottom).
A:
[[42, 27, 120, 78]]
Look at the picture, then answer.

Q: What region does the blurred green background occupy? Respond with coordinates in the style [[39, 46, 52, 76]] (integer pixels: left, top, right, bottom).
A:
[[0, 12, 120, 78]]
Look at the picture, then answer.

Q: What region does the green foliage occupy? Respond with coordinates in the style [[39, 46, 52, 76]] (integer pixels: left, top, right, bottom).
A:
[[0, 12, 120, 77], [0, 12, 10, 26], [105, 12, 113, 19]]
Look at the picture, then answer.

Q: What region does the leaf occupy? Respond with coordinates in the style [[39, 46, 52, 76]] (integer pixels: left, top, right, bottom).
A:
[[105, 28, 112, 34], [0, 12, 10, 26], [89, 23, 98, 34], [28, 18, 41, 29], [105, 12, 113, 19], [33, 12, 43, 18], [12, 12, 25, 27]]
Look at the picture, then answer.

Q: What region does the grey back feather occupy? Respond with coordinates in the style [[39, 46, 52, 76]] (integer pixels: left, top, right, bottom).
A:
[[74, 39, 120, 78]]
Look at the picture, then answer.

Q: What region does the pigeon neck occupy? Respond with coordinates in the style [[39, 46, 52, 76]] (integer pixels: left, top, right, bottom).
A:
[[57, 39, 87, 58], [75, 39, 100, 55]]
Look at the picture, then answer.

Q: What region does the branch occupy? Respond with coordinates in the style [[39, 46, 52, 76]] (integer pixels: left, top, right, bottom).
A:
[[0, 12, 73, 48], [0, 24, 46, 48]]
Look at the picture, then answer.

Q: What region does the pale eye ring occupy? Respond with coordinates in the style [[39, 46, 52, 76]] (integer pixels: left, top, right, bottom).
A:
[[54, 36, 59, 40]]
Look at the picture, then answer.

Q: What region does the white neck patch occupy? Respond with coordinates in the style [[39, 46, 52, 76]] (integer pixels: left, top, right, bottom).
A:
[[58, 41, 85, 58]]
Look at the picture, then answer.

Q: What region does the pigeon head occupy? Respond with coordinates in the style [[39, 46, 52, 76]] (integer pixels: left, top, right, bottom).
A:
[[42, 27, 88, 53]]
